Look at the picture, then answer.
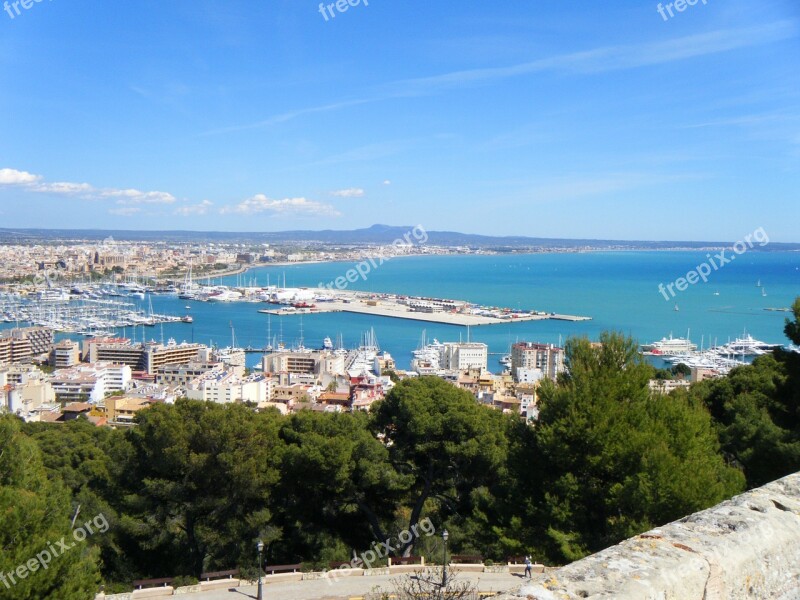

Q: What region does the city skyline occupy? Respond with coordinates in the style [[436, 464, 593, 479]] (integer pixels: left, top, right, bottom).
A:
[[1, 1, 799, 241]]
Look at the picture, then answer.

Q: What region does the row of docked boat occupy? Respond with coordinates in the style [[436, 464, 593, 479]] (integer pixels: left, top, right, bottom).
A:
[[642, 332, 781, 357], [642, 332, 785, 375], [0, 293, 189, 334]]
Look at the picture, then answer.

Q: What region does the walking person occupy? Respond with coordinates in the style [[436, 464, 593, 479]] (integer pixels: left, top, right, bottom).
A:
[[524, 555, 532, 578]]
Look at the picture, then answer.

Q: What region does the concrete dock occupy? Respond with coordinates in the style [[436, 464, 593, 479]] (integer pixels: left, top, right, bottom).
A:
[[258, 292, 591, 327]]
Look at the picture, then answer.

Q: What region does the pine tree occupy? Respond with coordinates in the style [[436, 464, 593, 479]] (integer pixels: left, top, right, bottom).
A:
[[0, 415, 100, 599]]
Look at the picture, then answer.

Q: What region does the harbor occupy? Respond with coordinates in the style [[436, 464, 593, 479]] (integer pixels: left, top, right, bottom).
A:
[[0, 251, 795, 373]]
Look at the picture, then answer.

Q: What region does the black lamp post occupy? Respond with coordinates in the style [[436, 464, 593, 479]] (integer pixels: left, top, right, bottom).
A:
[[256, 539, 264, 600], [441, 529, 449, 589]]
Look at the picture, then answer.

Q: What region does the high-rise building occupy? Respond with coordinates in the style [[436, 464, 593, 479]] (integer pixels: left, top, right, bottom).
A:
[[0, 327, 55, 364], [511, 342, 564, 383], [51, 340, 81, 368], [87, 339, 204, 374]]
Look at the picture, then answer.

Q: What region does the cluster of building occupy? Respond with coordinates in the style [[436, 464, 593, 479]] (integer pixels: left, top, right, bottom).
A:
[[0, 325, 399, 425], [0, 236, 466, 285], [0, 310, 576, 426], [0, 319, 702, 428], [405, 338, 566, 419]]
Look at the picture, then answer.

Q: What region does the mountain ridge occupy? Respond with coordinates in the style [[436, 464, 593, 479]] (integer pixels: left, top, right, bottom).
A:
[[0, 225, 796, 250]]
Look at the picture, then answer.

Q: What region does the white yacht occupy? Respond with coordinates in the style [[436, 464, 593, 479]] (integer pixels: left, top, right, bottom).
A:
[[714, 334, 781, 356]]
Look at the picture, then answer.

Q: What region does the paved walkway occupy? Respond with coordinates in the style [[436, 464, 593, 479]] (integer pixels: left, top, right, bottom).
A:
[[184, 571, 524, 600]]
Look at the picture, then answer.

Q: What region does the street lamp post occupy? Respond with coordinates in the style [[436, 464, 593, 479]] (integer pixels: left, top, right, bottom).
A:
[[257, 539, 264, 600], [441, 529, 449, 589]]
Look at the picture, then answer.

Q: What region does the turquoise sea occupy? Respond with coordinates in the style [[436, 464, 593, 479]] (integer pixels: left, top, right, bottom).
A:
[[144, 251, 800, 371], [6, 252, 799, 371]]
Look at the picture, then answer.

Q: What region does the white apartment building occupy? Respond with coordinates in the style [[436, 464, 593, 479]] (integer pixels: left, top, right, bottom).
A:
[[50, 362, 132, 404], [440, 342, 488, 372], [0, 365, 55, 418], [185, 370, 271, 404]]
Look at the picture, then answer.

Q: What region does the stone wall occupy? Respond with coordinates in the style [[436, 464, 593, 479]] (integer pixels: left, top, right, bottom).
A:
[[500, 472, 800, 600]]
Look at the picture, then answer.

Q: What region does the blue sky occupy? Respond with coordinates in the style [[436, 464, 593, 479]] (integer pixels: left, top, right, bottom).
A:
[[0, 0, 798, 241]]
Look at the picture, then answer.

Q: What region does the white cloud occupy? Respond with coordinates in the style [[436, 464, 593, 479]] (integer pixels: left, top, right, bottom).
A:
[[330, 187, 365, 198], [383, 180, 392, 186], [0, 167, 176, 204], [108, 207, 142, 216], [104, 189, 176, 204], [0, 168, 41, 185], [32, 181, 94, 195], [175, 200, 213, 216], [220, 194, 340, 217]]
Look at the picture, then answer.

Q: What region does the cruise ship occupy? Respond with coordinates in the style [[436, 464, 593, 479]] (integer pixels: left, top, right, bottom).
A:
[[641, 334, 697, 355]]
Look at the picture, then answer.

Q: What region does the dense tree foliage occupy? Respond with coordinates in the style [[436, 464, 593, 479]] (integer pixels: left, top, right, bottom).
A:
[[0, 415, 100, 599], [275, 410, 409, 563], [2, 302, 798, 590], [373, 377, 513, 555], [120, 401, 283, 577], [531, 333, 744, 562], [689, 298, 800, 487]]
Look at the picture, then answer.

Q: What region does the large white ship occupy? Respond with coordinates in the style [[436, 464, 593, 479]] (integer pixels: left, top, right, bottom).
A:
[[641, 334, 697, 355]]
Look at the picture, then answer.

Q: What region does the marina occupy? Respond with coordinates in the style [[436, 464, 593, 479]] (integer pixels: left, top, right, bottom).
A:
[[642, 332, 784, 375], [0, 293, 189, 336]]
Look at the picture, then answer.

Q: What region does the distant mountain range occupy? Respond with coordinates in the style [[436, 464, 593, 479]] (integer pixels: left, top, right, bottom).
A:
[[0, 224, 797, 250]]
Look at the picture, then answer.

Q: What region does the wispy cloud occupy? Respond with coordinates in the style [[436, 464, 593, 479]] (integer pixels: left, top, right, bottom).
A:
[[175, 200, 213, 216], [203, 98, 373, 136], [109, 207, 142, 217], [207, 21, 797, 134], [330, 187, 365, 198], [220, 194, 340, 217], [383, 21, 797, 96], [528, 172, 706, 202], [304, 138, 421, 168]]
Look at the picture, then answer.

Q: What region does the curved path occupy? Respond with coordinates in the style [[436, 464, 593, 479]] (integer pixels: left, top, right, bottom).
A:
[[181, 571, 523, 600]]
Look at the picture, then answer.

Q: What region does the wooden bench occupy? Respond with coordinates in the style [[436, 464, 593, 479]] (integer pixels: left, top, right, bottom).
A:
[[450, 555, 484, 564], [264, 563, 302, 575], [132, 577, 174, 589], [200, 569, 239, 581], [390, 556, 424, 565], [507, 555, 526, 564]]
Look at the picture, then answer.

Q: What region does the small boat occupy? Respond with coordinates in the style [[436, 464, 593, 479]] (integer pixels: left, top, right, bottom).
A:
[[713, 290, 720, 296], [762, 288, 767, 297], [185, 305, 191, 310], [181, 315, 193, 323], [674, 304, 679, 312], [756, 279, 762, 287]]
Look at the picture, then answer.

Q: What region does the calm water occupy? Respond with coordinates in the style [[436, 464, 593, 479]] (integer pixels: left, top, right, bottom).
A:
[[8, 252, 800, 370]]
